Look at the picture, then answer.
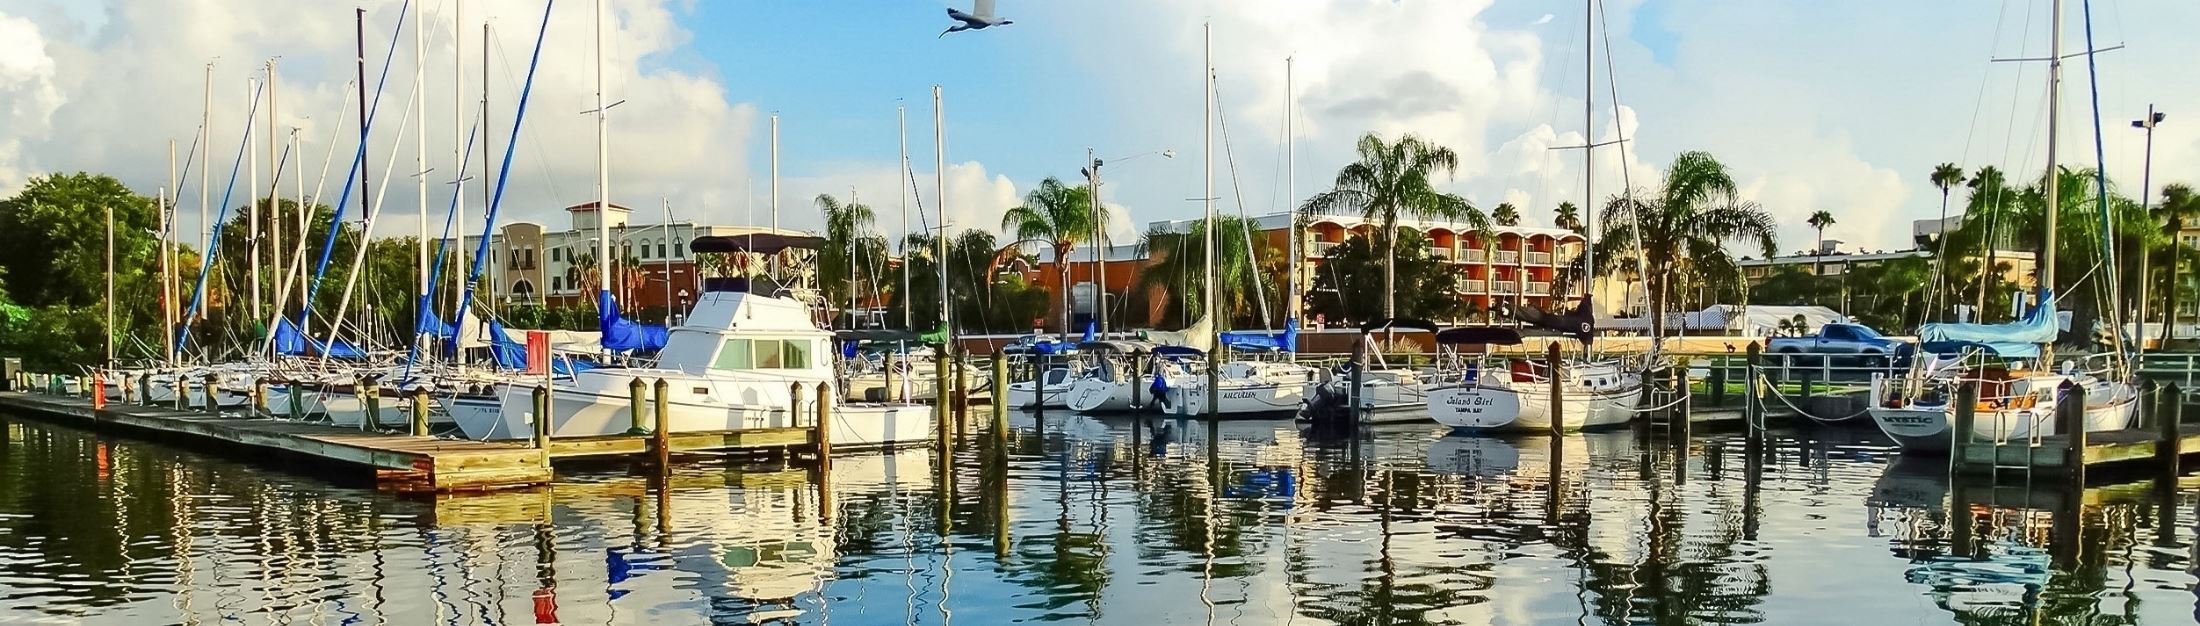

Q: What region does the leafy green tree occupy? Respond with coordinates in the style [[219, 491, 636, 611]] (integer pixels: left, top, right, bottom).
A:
[[1000, 177, 1101, 335], [1307, 230, 1465, 325], [2158, 184, 2200, 344], [1491, 202, 1520, 227], [0, 173, 165, 367], [895, 229, 1049, 334], [1573, 151, 1777, 337], [1131, 216, 1280, 330], [1300, 133, 1485, 318]]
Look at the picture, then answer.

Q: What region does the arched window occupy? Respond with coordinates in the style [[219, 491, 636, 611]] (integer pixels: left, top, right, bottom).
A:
[[512, 279, 535, 297], [657, 239, 668, 259]]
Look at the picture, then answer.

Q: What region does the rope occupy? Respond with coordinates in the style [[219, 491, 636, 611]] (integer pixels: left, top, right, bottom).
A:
[[1756, 373, 1872, 422]]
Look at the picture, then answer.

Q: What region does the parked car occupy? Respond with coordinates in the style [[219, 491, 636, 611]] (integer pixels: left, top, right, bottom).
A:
[[1766, 323, 1912, 369]]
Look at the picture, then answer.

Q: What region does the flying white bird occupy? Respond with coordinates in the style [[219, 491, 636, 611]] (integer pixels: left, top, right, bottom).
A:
[[941, 0, 1012, 37]]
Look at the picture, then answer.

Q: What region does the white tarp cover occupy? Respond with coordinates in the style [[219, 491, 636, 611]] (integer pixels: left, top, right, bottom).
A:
[[1598, 304, 1847, 336]]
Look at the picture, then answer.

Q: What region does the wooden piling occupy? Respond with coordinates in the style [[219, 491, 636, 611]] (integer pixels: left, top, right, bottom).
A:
[[789, 383, 804, 438], [883, 353, 898, 403], [813, 381, 833, 466], [202, 373, 221, 415], [137, 373, 152, 407], [358, 376, 380, 430], [1546, 343, 1565, 435], [286, 381, 305, 421], [954, 355, 970, 438], [90, 373, 105, 410], [990, 351, 1008, 440], [2057, 381, 2087, 487], [652, 378, 671, 469], [409, 388, 430, 437], [1673, 360, 1692, 439], [1710, 355, 1728, 406], [531, 385, 551, 453], [1951, 380, 1979, 472], [252, 378, 268, 416], [934, 352, 952, 437], [2157, 382, 2182, 470], [1130, 351, 1145, 409], [1744, 342, 1762, 453], [173, 376, 190, 411], [621, 377, 645, 435]]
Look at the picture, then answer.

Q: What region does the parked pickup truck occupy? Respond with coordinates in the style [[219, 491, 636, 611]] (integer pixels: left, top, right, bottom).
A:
[[1766, 323, 1912, 368]]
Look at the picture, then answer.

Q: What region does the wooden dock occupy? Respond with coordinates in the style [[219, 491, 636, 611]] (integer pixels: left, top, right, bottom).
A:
[[0, 390, 826, 493], [1956, 423, 2200, 474]]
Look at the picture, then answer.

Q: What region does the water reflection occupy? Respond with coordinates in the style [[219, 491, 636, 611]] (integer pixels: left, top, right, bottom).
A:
[[2, 412, 2197, 624]]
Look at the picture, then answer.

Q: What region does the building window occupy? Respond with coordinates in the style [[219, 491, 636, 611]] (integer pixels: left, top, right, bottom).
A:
[[524, 247, 537, 269], [551, 276, 563, 292], [657, 239, 668, 259]]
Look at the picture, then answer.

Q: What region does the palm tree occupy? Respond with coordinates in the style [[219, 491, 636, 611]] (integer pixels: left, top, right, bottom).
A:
[[1492, 203, 1520, 227], [1578, 151, 1777, 337], [814, 193, 887, 325], [1928, 163, 1965, 241], [1553, 201, 1583, 233], [1806, 209, 1835, 276], [1000, 177, 1100, 336], [1131, 216, 1277, 329], [2157, 183, 2200, 345], [1301, 132, 1486, 317], [1955, 166, 2016, 318]]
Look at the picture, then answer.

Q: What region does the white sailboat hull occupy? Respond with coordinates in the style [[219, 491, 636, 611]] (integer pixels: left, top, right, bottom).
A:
[[443, 374, 934, 448], [1868, 383, 2136, 453], [1425, 377, 1642, 432]]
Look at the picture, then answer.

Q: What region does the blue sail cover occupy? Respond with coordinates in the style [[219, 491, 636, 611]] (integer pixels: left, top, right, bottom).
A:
[[272, 317, 308, 355], [598, 291, 668, 352], [488, 320, 528, 370], [1221, 319, 1299, 352], [418, 310, 457, 340], [1918, 290, 2058, 358]]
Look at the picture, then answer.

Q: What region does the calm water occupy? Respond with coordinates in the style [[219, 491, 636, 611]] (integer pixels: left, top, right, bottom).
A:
[[2, 411, 2197, 625]]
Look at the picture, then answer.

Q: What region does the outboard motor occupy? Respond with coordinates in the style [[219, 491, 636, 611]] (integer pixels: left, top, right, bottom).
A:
[[1300, 362, 1358, 439]]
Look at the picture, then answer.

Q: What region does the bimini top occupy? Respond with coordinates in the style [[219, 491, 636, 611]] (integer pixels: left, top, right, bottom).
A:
[[690, 233, 827, 255], [1434, 326, 1524, 346], [1359, 317, 1440, 334]]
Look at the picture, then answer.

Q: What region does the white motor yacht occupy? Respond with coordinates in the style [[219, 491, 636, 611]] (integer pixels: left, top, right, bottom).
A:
[[444, 287, 933, 448]]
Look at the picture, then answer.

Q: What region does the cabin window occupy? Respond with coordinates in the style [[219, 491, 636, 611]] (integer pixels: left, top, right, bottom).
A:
[[713, 339, 754, 370], [781, 340, 811, 369]]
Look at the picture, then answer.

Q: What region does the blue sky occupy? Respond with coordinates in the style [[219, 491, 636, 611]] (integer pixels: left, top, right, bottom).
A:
[[4, 0, 2198, 255]]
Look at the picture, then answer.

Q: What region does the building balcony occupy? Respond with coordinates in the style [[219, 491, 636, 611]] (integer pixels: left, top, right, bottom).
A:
[[1309, 241, 1338, 257], [1525, 251, 1552, 265], [1527, 282, 1551, 296], [1431, 247, 1454, 260], [1462, 249, 1487, 263], [1494, 250, 1520, 264], [1462, 279, 1487, 293], [1492, 281, 1518, 295]]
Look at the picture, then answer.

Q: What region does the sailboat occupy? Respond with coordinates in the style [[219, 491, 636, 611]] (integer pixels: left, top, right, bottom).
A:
[[1423, 0, 1643, 432], [1866, 0, 2137, 452]]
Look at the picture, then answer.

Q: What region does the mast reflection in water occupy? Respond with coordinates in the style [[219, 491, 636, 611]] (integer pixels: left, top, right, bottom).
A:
[[1, 411, 2195, 624]]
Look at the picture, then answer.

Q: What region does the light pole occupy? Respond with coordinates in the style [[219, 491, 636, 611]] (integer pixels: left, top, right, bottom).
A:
[[1081, 148, 1174, 339], [2135, 106, 2166, 349]]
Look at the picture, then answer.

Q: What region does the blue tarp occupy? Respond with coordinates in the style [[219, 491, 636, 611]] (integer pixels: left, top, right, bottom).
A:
[[1918, 290, 2059, 358], [1220, 319, 1298, 353], [418, 310, 456, 340], [489, 320, 528, 370], [598, 291, 667, 352]]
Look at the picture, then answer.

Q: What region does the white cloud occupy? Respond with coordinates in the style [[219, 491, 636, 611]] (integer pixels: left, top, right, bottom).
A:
[[3, 0, 754, 249]]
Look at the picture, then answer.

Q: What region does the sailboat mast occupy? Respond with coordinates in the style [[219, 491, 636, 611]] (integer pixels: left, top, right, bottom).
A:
[[899, 104, 911, 330], [1203, 23, 1219, 418], [2041, 0, 2063, 362], [593, 0, 612, 307], [415, 0, 431, 331], [248, 76, 262, 327], [453, 0, 466, 328], [770, 113, 780, 277], [106, 203, 114, 366], [160, 182, 174, 365], [267, 60, 281, 318], [199, 63, 211, 324], [933, 85, 949, 335], [1583, 0, 1597, 336], [1285, 56, 1298, 339]]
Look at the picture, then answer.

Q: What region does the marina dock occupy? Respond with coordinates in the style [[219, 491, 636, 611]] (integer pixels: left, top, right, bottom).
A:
[[0, 388, 828, 493]]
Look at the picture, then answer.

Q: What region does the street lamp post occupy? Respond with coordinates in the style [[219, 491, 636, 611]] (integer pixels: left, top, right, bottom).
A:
[[2135, 106, 2166, 349], [1081, 148, 1174, 339]]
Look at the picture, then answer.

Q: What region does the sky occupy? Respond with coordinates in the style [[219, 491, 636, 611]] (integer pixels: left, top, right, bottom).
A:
[[2, 0, 2197, 257]]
